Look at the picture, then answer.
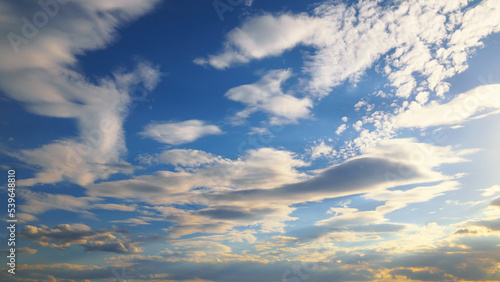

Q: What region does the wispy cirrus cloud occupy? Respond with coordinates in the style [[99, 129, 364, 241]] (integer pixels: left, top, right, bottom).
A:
[[0, 0, 162, 186]]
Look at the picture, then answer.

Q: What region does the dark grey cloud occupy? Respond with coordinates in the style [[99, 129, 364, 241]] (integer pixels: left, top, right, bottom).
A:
[[468, 217, 500, 231], [344, 223, 406, 233], [383, 240, 500, 281], [455, 228, 478, 235], [490, 197, 500, 207], [20, 224, 95, 245], [213, 157, 437, 204], [83, 241, 137, 254], [196, 206, 276, 221], [19, 223, 140, 254], [3, 238, 500, 282], [389, 268, 446, 281], [0, 260, 365, 282]]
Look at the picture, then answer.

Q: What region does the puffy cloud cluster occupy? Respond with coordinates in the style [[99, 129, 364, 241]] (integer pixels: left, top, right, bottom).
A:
[[197, 0, 500, 99]]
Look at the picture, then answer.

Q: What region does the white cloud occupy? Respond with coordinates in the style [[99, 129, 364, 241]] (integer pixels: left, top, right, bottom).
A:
[[337, 83, 500, 158], [216, 138, 471, 206], [308, 141, 336, 160], [1, 1, 160, 70], [87, 147, 309, 204], [110, 216, 164, 226], [19, 190, 139, 216], [85, 147, 309, 236], [361, 138, 476, 170], [140, 120, 223, 145], [194, 230, 257, 244], [255, 235, 299, 251], [161, 240, 235, 262], [0, 0, 162, 186], [353, 120, 363, 132], [354, 100, 374, 113], [415, 91, 430, 105], [354, 100, 367, 111], [224, 69, 313, 125], [83, 138, 472, 239], [197, 0, 500, 161], [91, 203, 136, 212], [395, 84, 500, 129], [8, 63, 160, 187], [197, 0, 500, 99], [19, 190, 95, 216], [156, 149, 226, 167], [481, 185, 500, 197], [336, 124, 347, 135], [249, 127, 270, 135], [16, 213, 39, 223]]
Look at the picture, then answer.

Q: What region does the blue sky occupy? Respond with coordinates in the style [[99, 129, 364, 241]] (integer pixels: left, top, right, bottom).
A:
[[1, 0, 500, 281]]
